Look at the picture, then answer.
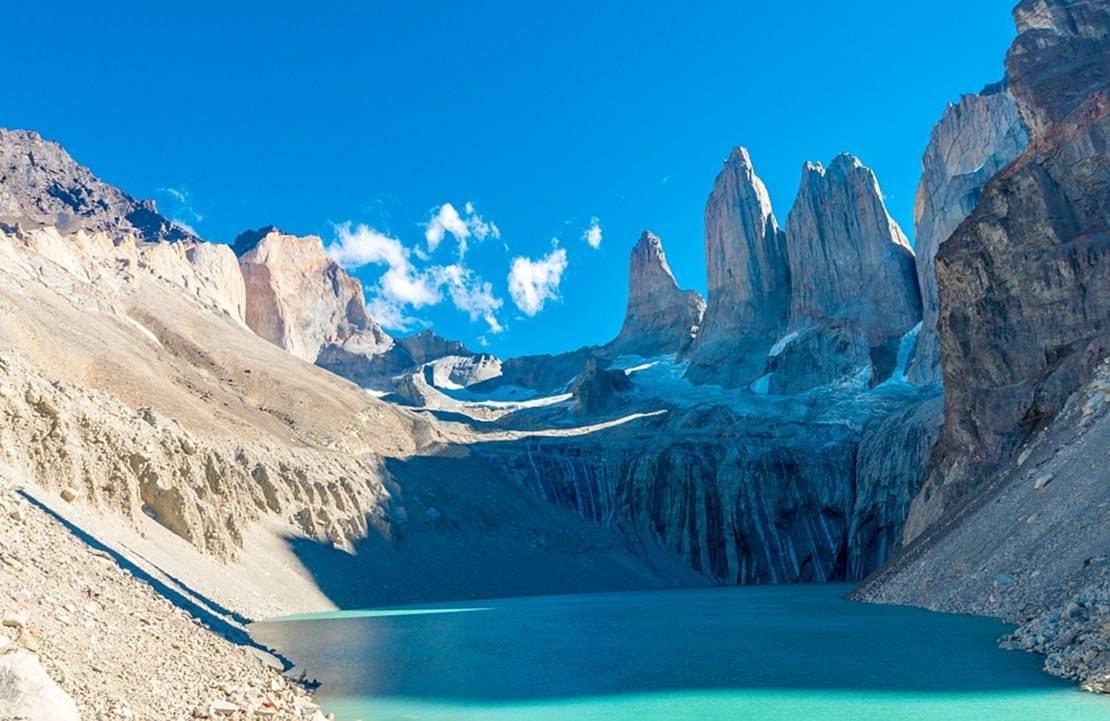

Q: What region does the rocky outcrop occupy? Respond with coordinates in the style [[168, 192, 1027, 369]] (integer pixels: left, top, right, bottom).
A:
[[0, 129, 189, 243], [903, 0, 1110, 540], [479, 379, 941, 584], [685, 148, 790, 387], [569, 358, 633, 414], [605, 231, 705, 358], [235, 227, 390, 364], [767, 155, 920, 394], [906, 85, 1030, 385]]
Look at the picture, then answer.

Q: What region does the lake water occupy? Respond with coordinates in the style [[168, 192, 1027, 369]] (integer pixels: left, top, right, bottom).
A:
[[250, 585, 1110, 721]]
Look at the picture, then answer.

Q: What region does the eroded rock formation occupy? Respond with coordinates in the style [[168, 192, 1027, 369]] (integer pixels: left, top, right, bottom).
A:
[[768, 155, 920, 393], [235, 227, 390, 364], [0, 129, 190, 242], [605, 231, 705, 358], [685, 147, 790, 387], [906, 84, 1029, 385], [902, 0, 1110, 540]]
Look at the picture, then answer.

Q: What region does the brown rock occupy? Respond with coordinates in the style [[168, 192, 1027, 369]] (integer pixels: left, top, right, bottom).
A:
[[235, 227, 390, 364]]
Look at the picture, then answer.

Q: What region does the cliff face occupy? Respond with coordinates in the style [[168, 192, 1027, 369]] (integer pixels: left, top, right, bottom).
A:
[[906, 86, 1030, 385], [769, 155, 920, 394], [0, 129, 190, 243], [235, 227, 389, 364], [605, 231, 705, 358], [685, 148, 790, 387], [902, 0, 1110, 540], [477, 382, 940, 584]]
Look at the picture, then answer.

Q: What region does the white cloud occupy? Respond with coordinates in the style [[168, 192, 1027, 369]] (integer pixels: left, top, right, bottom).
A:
[[436, 264, 504, 334], [508, 246, 568, 316], [424, 202, 501, 258], [582, 217, 602, 250], [424, 203, 470, 254], [326, 221, 503, 334], [170, 219, 199, 237], [157, 186, 204, 237]]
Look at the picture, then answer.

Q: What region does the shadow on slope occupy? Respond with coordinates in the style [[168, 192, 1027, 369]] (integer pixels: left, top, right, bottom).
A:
[[282, 451, 710, 610]]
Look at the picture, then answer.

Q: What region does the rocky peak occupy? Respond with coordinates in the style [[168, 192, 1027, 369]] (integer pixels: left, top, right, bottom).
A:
[[0, 128, 189, 242], [903, 0, 1110, 540], [605, 231, 705, 358], [784, 154, 919, 339], [905, 85, 1029, 386], [236, 227, 386, 363], [685, 147, 790, 387], [1008, 0, 1110, 138]]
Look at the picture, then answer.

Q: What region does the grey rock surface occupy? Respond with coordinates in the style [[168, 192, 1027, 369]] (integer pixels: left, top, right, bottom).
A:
[[770, 154, 920, 394], [0, 652, 80, 721], [906, 85, 1029, 385], [904, 0, 1110, 539], [605, 231, 705, 359], [685, 147, 789, 387], [0, 128, 188, 242]]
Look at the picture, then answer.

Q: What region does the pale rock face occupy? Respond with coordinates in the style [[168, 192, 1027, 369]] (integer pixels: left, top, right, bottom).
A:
[[235, 227, 389, 363], [685, 147, 790, 387], [0, 128, 189, 242], [906, 86, 1029, 386], [767, 155, 920, 394], [605, 231, 705, 358]]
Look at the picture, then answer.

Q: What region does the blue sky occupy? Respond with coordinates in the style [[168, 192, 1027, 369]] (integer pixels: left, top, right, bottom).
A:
[[5, 1, 1018, 357]]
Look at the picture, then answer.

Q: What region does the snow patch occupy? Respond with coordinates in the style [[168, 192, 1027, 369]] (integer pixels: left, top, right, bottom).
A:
[[126, 317, 162, 348], [768, 331, 799, 358]]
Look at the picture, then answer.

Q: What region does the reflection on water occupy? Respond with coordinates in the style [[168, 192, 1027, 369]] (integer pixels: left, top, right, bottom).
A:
[[251, 585, 1110, 721]]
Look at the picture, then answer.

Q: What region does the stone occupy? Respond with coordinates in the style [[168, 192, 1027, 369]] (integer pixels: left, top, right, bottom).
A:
[[905, 0, 1110, 535], [569, 358, 633, 415], [211, 700, 238, 716], [0, 128, 190, 243], [604, 231, 705, 358], [905, 84, 1029, 385], [235, 227, 390, 365], [1034, 473, 1055, 491], [243, 645, 283, 672], [60, 487, 79, 502], [0, 651, 79, 720], [685, 147, 790, 387], [769, 154, 921, 393], [3, 611, 27, 629]]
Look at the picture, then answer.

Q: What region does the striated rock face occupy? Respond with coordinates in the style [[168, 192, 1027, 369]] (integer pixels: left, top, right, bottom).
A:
[[906, 85, 1030, 385], [235, 227, 390, 364], [902, 0, 1110, 541], [479, 386, 940, 584], [605, 231, 705, 358], [685, 148, 790, 387], [0, 128, 189, 242], [768, 155, 920, 394]]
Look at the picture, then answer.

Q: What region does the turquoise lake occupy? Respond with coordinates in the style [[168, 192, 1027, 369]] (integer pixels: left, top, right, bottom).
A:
[[250, 585, 1110, 721]]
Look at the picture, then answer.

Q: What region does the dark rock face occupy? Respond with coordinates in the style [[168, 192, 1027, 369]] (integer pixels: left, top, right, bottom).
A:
[[569, 358, 633, 415], [904, 0, 1110, 540], [685, 148, 790, 387], [0, 128, 189, 242], [479, 390, 939, 584], [605, 231, 705, 358], [906, 86, 1030, 386]]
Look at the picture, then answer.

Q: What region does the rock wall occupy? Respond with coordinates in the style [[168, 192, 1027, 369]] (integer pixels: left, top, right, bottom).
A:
[[605, 231, 705, 358], [478, 392, 940, 584], [685, 147, 790, 387], [903, 0, 1110, 540], [906, 85, 1029, 386], [235, 227, 390, 364], [0, 128, 189, 243]]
